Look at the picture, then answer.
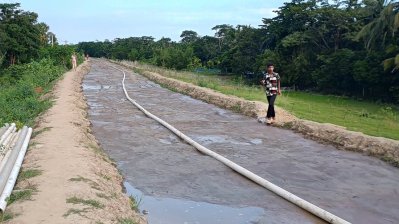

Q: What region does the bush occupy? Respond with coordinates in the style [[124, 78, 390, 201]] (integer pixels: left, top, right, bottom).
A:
[[0, 59, 65, 125], [39, 45, 84, 69]]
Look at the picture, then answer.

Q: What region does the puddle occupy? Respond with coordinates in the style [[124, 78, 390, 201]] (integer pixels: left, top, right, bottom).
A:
[[82, 83, 112, 90], [87, 101, 103, 109], [124, 182, 265, 224]]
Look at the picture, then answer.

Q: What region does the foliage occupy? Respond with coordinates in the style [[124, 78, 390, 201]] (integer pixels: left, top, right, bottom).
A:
[[0, 59, 66, 126], [39, 45, 83, 69], [133, 62, 399, 140], [0, 3, 57, 67], [0, 3, 85, 127], [77, 0, 399, 103]]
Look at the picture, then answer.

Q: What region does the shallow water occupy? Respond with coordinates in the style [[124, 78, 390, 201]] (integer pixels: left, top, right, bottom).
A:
[[124, 182, 264, 224], [83, 59, 399, 224]]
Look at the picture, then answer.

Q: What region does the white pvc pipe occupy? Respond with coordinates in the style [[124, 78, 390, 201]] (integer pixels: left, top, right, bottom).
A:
[[0, 124, 10, 138], [0, 131, 18, 162], [0, 123, 16, 145], [0, 132, 13, 156], [1, 127, 17, 149], [112, 65, 351, 224], [0, 131, 20, 174], [0, 124, 14, 142], [0, 127, 32, 211], [0, 127, 28, 196], [1, 131, 16, 150]]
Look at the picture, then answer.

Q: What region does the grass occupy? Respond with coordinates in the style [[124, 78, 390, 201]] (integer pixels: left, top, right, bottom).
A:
[[0, 59, 66, 127], [31, 127, 52, 138], [0, 212, 17, 222], [7, 189, 34, 205], [69, 176, 92, 182], [96, 193, 111, 199], [129, 61, 399, 140], [128, 195, 142, 212], [66, 196, 104, 209], [86, 143, 114, 164], [101, 174, 111, 181], [8, 176, 38, 205], [1, 168, 40, 222], [69, 176, 100, 190], [63, 208, 91, 218], [118, 218, 138, 224], [16, 169, 42, 183]]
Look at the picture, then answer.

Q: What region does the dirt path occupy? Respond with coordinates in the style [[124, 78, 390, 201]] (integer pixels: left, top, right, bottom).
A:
[[6, 62, 145, 224]]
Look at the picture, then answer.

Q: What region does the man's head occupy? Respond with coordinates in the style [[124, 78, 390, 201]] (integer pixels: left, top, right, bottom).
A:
[[267, 63, 274, 73]]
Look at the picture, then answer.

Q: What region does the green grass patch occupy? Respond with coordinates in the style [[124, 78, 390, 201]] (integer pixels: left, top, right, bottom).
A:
[[86, 143, 113, 164], [31, 127, 52, 138], [0, 59, 66, 127], [131, 62, 399, 140], [96, 193, 110, 199], [118, 218, 138, 224], [17, 169, 42, 182], [7, 189, 34, 205], [69, 176, 100, 190], [101, 174, 111, 181], [63, 208, 91, 218], [66, 196, 104, 209], [0, 211, 18, 222], [69, 176, 92, 182], [129, 195, 142, 212]]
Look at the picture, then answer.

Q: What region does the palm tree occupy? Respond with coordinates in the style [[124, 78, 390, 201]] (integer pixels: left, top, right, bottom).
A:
[[357, 0, 399, 71], [357, 0, 398, 49]]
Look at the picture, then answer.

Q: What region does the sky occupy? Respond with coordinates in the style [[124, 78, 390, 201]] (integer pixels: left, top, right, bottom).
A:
[[5, 0, 287, 44]]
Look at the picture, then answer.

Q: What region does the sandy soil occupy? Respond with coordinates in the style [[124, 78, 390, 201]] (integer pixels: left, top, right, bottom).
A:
[[115, 60, 399, 167], [6, 62, 145, 224]]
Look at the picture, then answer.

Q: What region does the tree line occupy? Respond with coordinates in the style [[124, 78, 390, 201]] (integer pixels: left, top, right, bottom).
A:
[[0, 3, 85, 125], [78, 0, 399, 103], [0, 3, 80, 71]]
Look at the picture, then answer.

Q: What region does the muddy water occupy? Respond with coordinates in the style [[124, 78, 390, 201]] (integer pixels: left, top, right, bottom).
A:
[[83, 60, 399, 224]]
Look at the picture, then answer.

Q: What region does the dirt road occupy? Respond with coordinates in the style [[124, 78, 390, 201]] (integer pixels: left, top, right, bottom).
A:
[[83, 59, 399, 224], [7, 62, 144, 224]]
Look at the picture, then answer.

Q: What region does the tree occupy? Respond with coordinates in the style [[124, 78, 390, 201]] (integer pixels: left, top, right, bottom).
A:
[[229, 26, 263, 74], [0, 3, 42, 66], [73, 0, 399, 103], [191, 35, 219, 66], [212, 24, 235, 52], [180, 30, 199, 44], [36, 22, 49, 47], [357, 0, 399, 50]]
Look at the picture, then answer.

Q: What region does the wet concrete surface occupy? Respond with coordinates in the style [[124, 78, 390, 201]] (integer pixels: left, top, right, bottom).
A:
[[83, 59, 399, 224]]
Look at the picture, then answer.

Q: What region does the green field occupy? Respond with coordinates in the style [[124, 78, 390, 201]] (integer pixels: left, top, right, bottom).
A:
[[132, 62, 399, 140]]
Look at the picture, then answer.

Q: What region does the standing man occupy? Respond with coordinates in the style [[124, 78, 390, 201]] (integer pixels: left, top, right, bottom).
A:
[[260, 63, 281, 124], [71, 53, 77, 71]]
